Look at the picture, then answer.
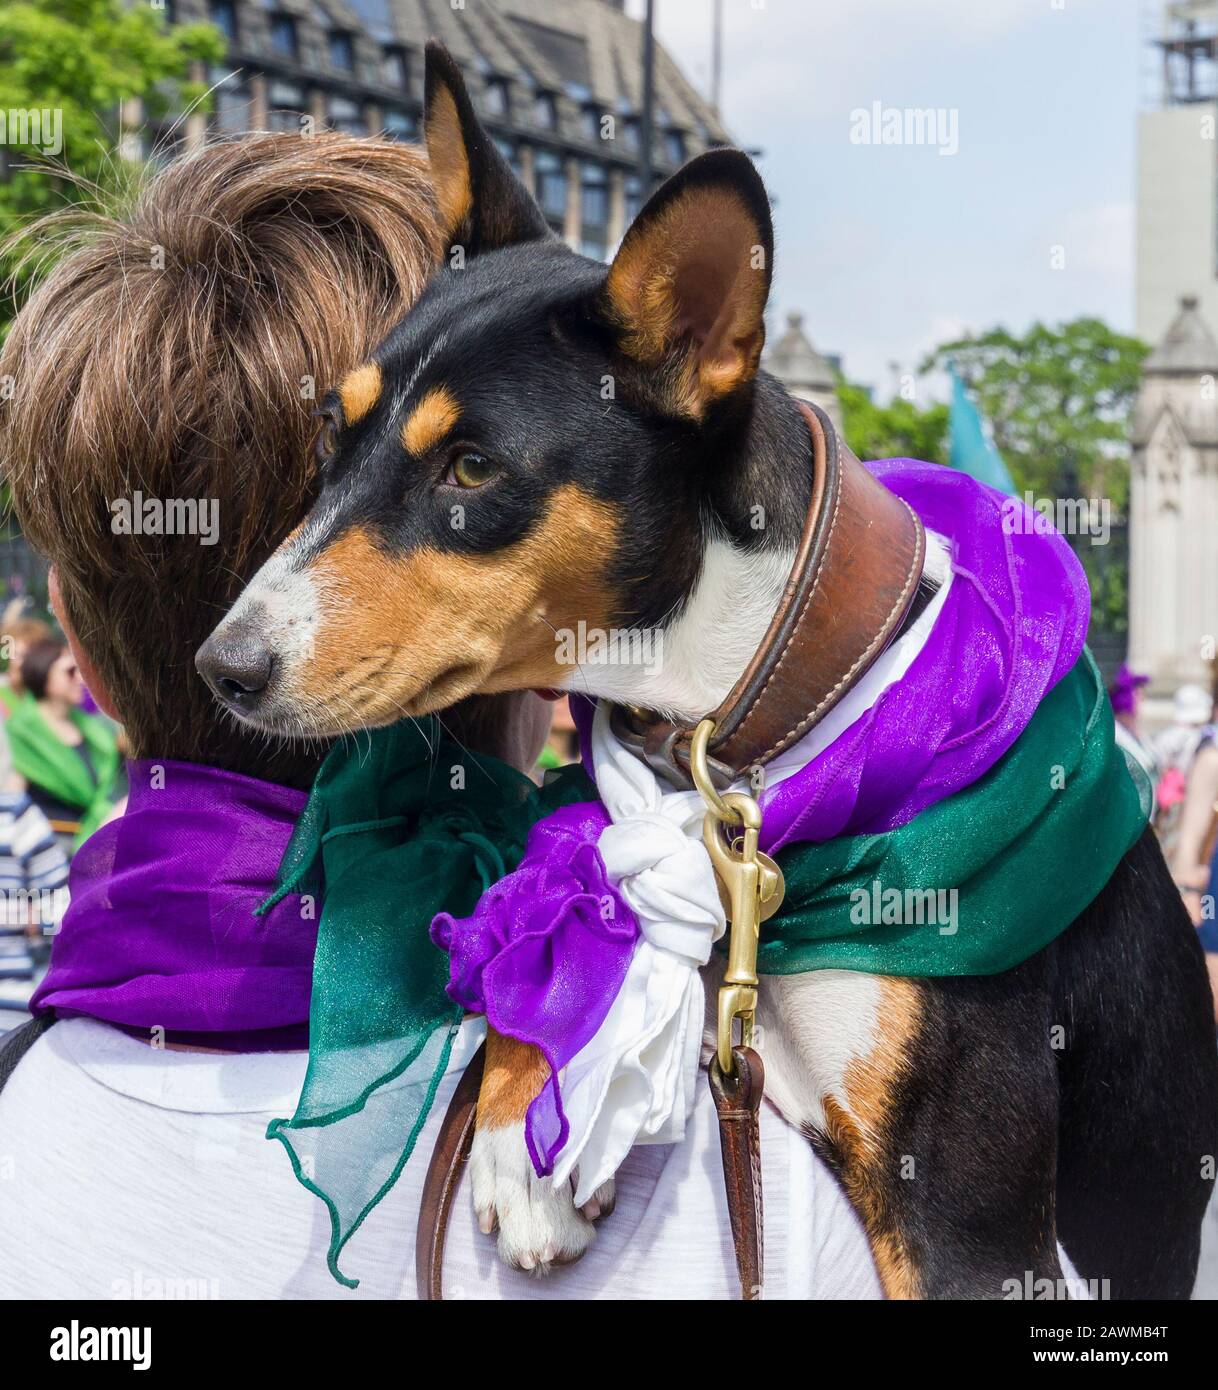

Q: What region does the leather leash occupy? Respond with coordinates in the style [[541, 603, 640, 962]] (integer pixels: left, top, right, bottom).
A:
[[417, 401, 925, 1301]]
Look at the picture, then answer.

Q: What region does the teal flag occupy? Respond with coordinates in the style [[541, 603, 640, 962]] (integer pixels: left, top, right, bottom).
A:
[[948, 363, 1015, 494]]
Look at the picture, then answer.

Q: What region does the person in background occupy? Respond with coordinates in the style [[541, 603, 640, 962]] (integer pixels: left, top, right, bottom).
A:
[[1154, 681, 1215, 856], [1170, 668, 1218, 1026], [0, 602, 53, 714], [1108, 662, 1158, 785], [5, 639, 119, 849], [0, 724, 69, 981]]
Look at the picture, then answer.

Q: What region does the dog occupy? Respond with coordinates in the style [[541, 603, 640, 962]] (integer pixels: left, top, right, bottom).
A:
[[197, 42, 1218, 1297]]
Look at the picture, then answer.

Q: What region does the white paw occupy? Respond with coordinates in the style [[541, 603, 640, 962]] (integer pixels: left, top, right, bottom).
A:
[[470, 1125, 599, 1272], [579, 1177, 617, 1222]]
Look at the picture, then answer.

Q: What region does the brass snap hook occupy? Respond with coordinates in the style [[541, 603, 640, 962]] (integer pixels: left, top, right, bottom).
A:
[[689, 718, 739, 824]]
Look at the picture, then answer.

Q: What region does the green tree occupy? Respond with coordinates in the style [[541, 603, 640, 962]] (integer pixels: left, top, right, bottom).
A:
[[838, 379, 949, 464], [922, 319, 1149, 639], [921, 319, 1149, 508], [0, 0, 222, 322]]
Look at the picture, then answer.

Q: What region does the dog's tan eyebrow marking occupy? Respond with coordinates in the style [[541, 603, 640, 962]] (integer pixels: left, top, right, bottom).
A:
[[338, 363, 383, 425], [402, 385, 460, 456]]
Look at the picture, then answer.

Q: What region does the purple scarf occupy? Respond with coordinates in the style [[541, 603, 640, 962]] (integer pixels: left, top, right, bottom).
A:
[[436, 461, 1091, 1171], [757, 459, 1088, 849], [32, 760, 314, 1049], [432, 800, 634, 1173]]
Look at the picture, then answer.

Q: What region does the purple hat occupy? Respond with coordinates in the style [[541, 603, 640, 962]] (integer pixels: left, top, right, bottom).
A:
[[1108, 663, 1150, 716]]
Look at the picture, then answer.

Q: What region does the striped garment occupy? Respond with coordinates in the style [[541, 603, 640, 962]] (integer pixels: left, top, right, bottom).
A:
[[0, 789, 69, 979]]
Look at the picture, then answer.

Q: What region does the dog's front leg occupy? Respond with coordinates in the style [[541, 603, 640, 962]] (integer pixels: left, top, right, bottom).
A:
[[471, 1027, 613, 1271]]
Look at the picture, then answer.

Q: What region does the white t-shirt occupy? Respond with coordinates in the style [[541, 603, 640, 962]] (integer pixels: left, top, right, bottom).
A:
[[0, 1017, 883, 1301]]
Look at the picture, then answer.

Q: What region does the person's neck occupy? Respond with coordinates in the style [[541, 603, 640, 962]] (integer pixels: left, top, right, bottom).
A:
[[39, 697, 78, 733]]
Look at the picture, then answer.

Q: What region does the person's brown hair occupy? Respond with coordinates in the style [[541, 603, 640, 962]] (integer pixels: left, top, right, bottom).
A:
[[20, 639, 67, 703], [0, 134, 452, 782], [1, 603, 54, 691]]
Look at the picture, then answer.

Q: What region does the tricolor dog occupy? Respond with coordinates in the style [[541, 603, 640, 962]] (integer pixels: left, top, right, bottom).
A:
[[198, 43, 1218, 1297]]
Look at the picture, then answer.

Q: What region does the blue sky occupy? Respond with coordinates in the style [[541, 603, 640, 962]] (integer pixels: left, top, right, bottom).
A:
[[630, 0, 1144, 400]]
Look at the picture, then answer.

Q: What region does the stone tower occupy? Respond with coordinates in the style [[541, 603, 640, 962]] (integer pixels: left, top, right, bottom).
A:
[[764, 312, 843, 433], [1129, 295, 1218, 688]]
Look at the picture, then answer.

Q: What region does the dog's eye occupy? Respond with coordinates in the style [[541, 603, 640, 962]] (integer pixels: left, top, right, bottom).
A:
[[315, 415, 340, 468], [446, 452, 500, 488]]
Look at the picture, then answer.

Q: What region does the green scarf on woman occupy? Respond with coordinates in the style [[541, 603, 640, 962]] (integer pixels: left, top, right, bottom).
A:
[[5, 693, 120, 846]]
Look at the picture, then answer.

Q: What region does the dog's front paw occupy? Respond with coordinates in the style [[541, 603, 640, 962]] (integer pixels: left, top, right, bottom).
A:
[[470, 1124, 596, 1272], [579, 1177, 616, 1222]]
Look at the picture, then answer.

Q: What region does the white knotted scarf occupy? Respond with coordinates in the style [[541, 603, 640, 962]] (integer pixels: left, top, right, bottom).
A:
[[553, 535, 954, 1204]]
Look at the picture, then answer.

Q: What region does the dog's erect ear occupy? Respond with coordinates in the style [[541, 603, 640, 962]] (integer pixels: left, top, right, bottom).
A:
[[424, 41, 550, 256], [599, 149, 773, 419]]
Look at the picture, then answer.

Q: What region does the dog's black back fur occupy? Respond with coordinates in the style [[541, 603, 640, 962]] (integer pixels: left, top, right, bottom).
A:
[[1053, 827, 1217, 1297]]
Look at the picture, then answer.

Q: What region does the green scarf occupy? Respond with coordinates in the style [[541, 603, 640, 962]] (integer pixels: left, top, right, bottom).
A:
[[5, 694, 121, 845], [760, 652, 1151, 976], [260, 724, 595, 1285]]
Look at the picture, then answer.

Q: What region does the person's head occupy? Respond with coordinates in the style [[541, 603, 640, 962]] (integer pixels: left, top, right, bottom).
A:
[[1173, 683, 1213, 730], [21, 639, 81, 708], [0, 133, 547, 782], [1, 604, 54, 694]]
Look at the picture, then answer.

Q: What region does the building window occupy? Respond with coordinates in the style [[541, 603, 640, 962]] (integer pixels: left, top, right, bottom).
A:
[[580, 105, 603, 142], [533, 149, 567, 231], [327, 94, 366, 135], [622, 116, 639, 153], [382, 107, 417, 140], [533, 90, 557, 131], [267, 78, 307, 132], [382, 47, 408, 90], [328, 31, 354, 72], [483, 77, 509, 119], [210, 66, 251, 132], [580, 161, 609, 261], [493, 135, 523, 180], [624, 174, 642, 222], [269, 14, 297, 60], [208, 0, 237, 41], [664, 129, 685, 165]]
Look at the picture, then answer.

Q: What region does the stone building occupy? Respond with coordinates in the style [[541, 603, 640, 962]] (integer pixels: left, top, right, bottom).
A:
[[762, 311, 843, 433], [154, 0, 729, 257], [1137, 2, 1218, 347], [1128, 295, 1218, 689]]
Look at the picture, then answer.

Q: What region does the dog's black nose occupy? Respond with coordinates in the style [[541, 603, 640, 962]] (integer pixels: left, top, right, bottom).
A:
[[196, 630, 274, 708]]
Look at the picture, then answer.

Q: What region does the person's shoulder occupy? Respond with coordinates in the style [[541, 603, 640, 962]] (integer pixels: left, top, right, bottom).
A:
[[0, 786, 33, 814]]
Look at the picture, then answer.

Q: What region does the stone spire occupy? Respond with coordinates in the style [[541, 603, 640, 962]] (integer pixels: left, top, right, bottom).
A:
[[1142, 295, 1218, 379], [1128, 296, 1218, 690], [764, 311, 842, 432]]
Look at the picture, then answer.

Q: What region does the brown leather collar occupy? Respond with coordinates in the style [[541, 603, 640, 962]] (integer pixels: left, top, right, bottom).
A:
[[618, 400, 926, 787]]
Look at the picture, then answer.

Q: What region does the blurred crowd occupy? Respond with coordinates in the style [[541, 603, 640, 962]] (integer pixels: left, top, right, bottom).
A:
[[1111, 663, 1218, 1019], [0, 602, 124, 984]]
